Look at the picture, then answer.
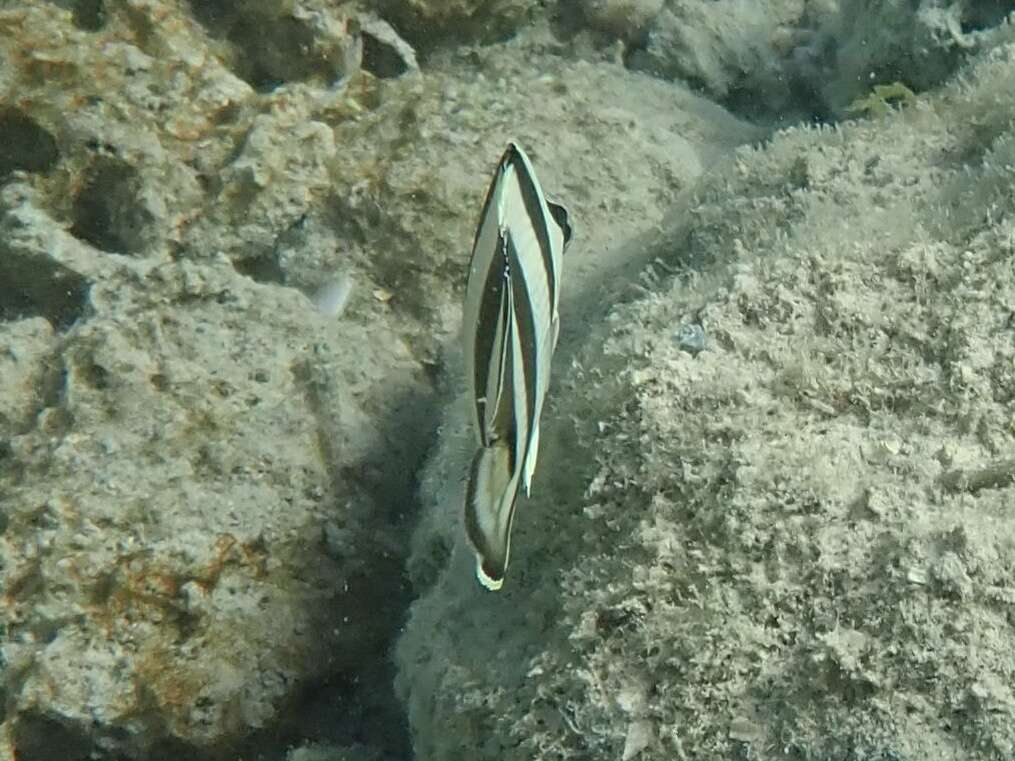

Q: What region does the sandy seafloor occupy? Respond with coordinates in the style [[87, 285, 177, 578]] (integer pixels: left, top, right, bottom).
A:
[[1, 2, 1015, 761]]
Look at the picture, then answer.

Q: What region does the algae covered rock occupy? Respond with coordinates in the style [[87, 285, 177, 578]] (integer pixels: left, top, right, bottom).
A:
[[0, 190, 422, 759], [374, 0, 535, 49], [0, 2, 425, 759], [396, 34, 1015, 761]]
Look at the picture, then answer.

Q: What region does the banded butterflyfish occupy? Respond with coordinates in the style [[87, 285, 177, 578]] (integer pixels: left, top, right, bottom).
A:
[[462, 142, 572, 591]]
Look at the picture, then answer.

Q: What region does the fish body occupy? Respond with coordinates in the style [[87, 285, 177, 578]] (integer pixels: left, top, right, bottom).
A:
[[462, 142, 572, 591]]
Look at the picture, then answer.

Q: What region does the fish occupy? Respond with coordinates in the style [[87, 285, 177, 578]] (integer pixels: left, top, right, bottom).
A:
[[462, 141, 572, 591]]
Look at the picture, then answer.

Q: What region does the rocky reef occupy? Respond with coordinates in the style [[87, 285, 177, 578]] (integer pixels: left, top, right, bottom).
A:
[[1, 1, 1013, 760]]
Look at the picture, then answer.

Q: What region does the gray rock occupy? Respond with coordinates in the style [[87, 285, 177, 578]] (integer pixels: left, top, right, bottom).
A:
[[632, 1, 796, 102], [373, 0, 535, 50], [0, 190, 426, 760], [396, 31, 1015, 761], [0, 3, 429, 759], [360, 15, 420, 78], [578, 0, 665, 41], [0, 317, 56, 435], [617, 0, 1012, 122], [792, 0, 1014, 116]]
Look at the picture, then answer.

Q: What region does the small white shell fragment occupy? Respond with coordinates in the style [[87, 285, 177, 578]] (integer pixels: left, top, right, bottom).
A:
[[906, 565, 928, 585], [314, 275, 353, 317]]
